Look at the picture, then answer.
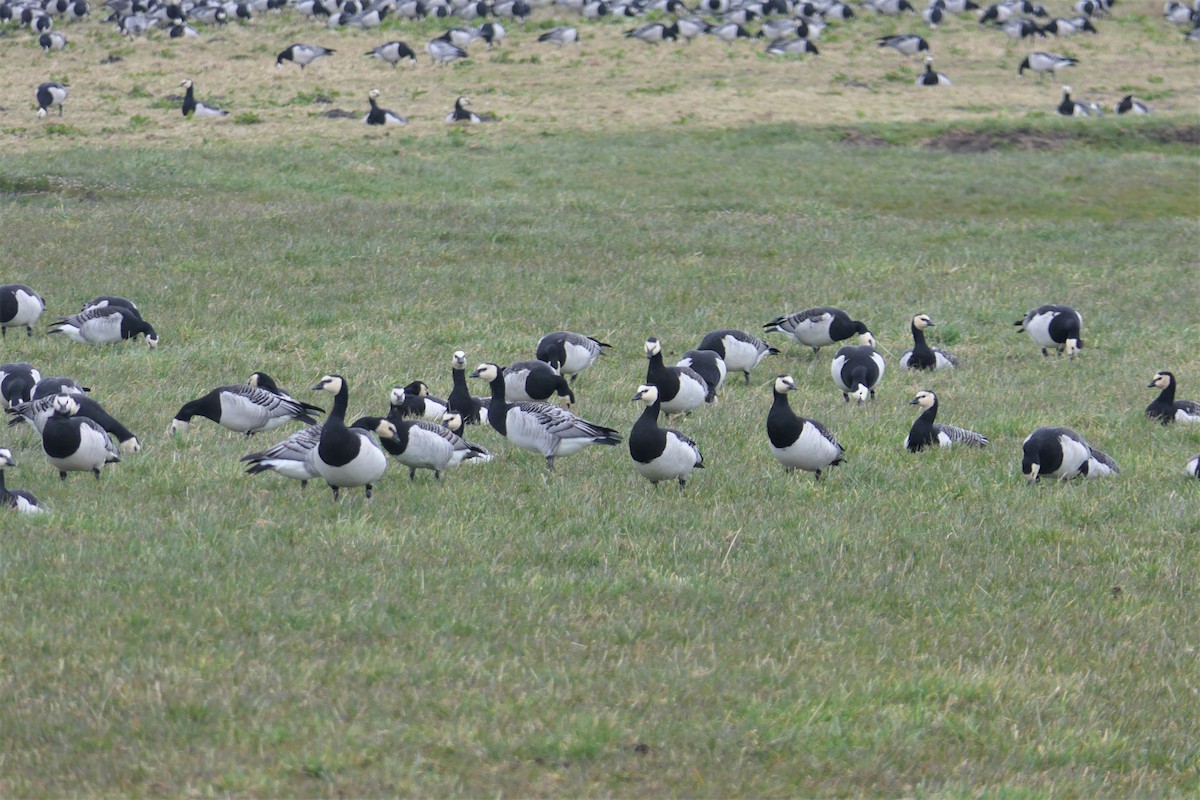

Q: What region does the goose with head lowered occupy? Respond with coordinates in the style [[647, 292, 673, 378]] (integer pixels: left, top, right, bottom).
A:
[[10, 390, 141, 453], [365, 40, 417, 67], [379, 414, 489, 480], [764, 306, 871, 356], [1145, 371, 1200, 424], [1018, 51, 1076, 79], [877, 33, 929, 55], [80, 295, 140, 316], [535, 331, 610, 383], [0, 449, 46, 513], [36, 82, 67, 117], [644, 337, 709, 417], [41, 394, 120, 480], [470, 362, 621, 470], [0, 363, 41, 407], [389, 382, 448, 421], [49, 305, 158, 348], [767, 375, 845, 480], [447, 350, 489, 425], [309, 375, 394, 499], [537, 26, 578, 45], [0, 284, 46, 337], [1015, 304, 1082, 357], [1116, 95, 1150, 114], [697, 329, 778, 384], [899, 314, 957, 370], [1022, 426, 1117, 481], [169, 383, 322, 436], [276, 43, 335, 69], [675, 349, 725, 402], [831, 332, 885, 402], [629, 384, 704, 487], [904, 391, 987, 451], [504, 360, 575, 406]]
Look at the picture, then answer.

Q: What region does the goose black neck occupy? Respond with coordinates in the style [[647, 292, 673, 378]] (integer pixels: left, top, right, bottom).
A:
[[485, 373, 510, 436], [1156, 378, 1176, 404], [330, 379, 349, 423], [911, 323, 928, 349]]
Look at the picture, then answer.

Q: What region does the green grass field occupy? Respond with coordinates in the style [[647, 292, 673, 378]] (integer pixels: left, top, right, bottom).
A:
[[2, 4, 1199, 797]]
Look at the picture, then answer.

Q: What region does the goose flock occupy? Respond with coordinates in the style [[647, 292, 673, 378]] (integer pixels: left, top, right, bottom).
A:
[[0, 285, 1196, 514]]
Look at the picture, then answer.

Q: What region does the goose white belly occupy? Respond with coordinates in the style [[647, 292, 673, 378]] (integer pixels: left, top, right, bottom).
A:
[[220, 392, 282, 432], [310, 432, 387, 487], [1049, 434, 1090, 478], [46, 426, 113, 473], [8, 289, 44, 326], [401, 428, 455, 471], [1023, 312, 1060, 348], [721, 337, 769, 372], [659, 376, 708, 415], [561, 340, 600, 374], [771, 421, 841, 470], [633, 434, 700, 482]]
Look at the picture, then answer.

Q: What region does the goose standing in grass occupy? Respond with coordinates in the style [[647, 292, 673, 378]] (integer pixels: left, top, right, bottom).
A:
[[1116, 95, 1151, 114], [1187, 454, 1200, 478], [538, 26, 578, 45], [39, 31, 68, 50], [767, 375, 845, 480], [1146, 371, 1200, 424], [275, 43, 335, 69], [36, 81, 67, 117], [9, 391, 141, 453], [0, 284, 45, 337], [363, 88, 407, 125], [503, 361, 575, 406], [242, 424, 322, 487], [1018, 51, 1077, 78], [48, 306, 158, 347], [308, 375, 393, 499], [169, 383, 322, 436], [0, 449, 46, 513], [428, 38, 469, 64], [380, 416, 489, 480], [644, 337, 709, 417], [41, 394, 120, 481], [444, 95, 482, 123], [180, 79, 228, 118], [831, 333, 885, 402], [478, 21, 505, 47], [1021, 426, 1116, 481], [470, 362, 621, 470], [915, 56, 952, 85], [0, 363, 41, 407], [764, 307, 871, 356], [765, 38, 820, 55], [707, 21, 753, 42], [1042, 16, 1096, 34], [365, 40, 417, 66], [535, 331, 611, 383], [1015, 304, 1083, 357], [676, 349, 725, 402], [448, 350, 489, 425], [877, 33, 929, 55], [625, 21, 679, 42], [389, 383, 449, 421], [629, 384, 704, 487], [697, 329, 779, 384], [904, 391, 988, 451], [899, 314, 957, 370]]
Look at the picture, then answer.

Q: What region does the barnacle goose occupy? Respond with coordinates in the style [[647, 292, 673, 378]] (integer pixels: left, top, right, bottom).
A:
[[0, 449, 46, 513], [441, 412, 493, 461], [9, 391, 141, 452], [877, 33, 929, 55], [767, 375, 845, 479], [831, 333, 885, 402], [365, 40, 417, 66], [364, 89, 407, 125], [275, 44, 335, 69], [629, 384, 704, 487], [904, 391, 987, 451], [444, 95, 482, 123], [441, 27, 481, 49], [380, 416, 489, 480], [765, 37, 820, 55], [1187, 454, 1200, 478], [48, 306, 158, 347], [39, 31, 68, 50], [245, 372, 311, 406], [1022, 426, 1116, 481], [389, 383, 449, 421], [1018, 51, 1077, 78], [915, 56, 952, 86], [625, 21, 679, 42], [428, 38, 469, 64], [899, 314, 957, 370], [1116, 95, 1151, 114], [868, 0, 916, 13], [448, 350, 489, 425], [41, 394, 120, 480], [470, 362, 621, 470], [478, 21, 505, 47], [707, 21, 753, 41], [535, 332, 611, 382], [169, 23, 201, 38], [1042, 16, 1096, 34], [0, 363, 41, 407], [764, 307, 871, 355], [997, 17, 1044, 39], [1057, 85, 1093, 116], [676, 349, 725, 402], [538, 26, 578, 45], [504, 360, 575, 406], [169, 384, 322, 436], [31, 377, 87, 399], [242, 424, 322, 487], [0, 284, 45, 337], [180, 79, 228, 118], [36, 82, 67, 117], [923, 4, 944, 25], [308, 376, 393, 499], [644, 337, 708, 416], [1015, 304, 1083, 357], [1146, 371, 1200, 424], [697, 329, 778, 383], [81, 295, 139, 316]]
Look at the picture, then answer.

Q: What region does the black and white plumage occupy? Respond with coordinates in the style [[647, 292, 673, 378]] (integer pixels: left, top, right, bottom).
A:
[[867, 0, 915, 13], [899, 314, 957, 370], [675, 350, 726, 402], [169, 384, 322, 436], [365, 40, 417, 66], [765, 37, 820, 55], [915, 56, 952, 86], [427, 38, 469, 64], [48, 306, 159, 348], [1187, 454, 1200, 478], [1146, 371, 1200, 424], [36, 82, 67, 117], [763, 307, 871, 355], [629, 384, 704, 487], [470, 363, 621, 470], [364, 88, 407, 126], [904, 391, 988, 451], [644, 338, 709, 416], [39, 31, 68, 50], [697, 329, 779, 384], [180, 79, 228, 118], [0, 363, 41, 408], [997, 17, 1044, 39], [1021, 426, 1117, 481], [538, 26, 578, 45], [9, 391, 141, 453], [767, 375, 845, 480], [242, 423, 323, 486], [1057, 85, 1093, 116], [707, 22, 753, 42], [444, 95, 482, 123], [41, 394, 120, 480], [448, 350, 490, 425], [1015, 304, 1083, 357], [0, 449, 46, 513], [80, 295, 139, 316], [0, 284, 45, 337], [309, 375, 393, 499], [830, 333, 885, 402], [245, 372, 310, 406], [380, 417, 489, 480], [441, 27, 481, 49], [625, 22, 678, 42], [169, 23, 201, 38], [275, 43, 335, 69], [503, 360, 575, 406], [535, 332, 610, 382], [441, 412, 492, 461], [877, 33, 929, 55], [31, 377, 87, 400], [1042, 16, 1096, 35], [477, 21, 505, 47], [389, 383, 449, 422], [1116, 95, 1151, 114], [1018, 51, 1077, 78]]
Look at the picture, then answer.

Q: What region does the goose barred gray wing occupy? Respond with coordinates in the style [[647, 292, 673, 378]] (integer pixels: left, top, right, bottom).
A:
[[242, 424, 323, 484], [933, 422, 988, 447]]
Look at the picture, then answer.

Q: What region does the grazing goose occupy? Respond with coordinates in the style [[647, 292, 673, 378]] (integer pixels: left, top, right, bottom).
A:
[[625, 21, 679, 42], [868, 0, 915, 13], [428, 37, 469, 64], [39, 31, 68, 50], [764, 307, 871, 355], [381, 417, 489, 480], [441, 411, 493, 460], [538, 26, 579, 45], [1057, 85, 1093, 116], [1015, 304, 1083, 357], [707, 21, 753, 42], [245, 372, 321, 409], [478, 21, 505, 47], [831, 333, 885, 402], [0, 284, 45, 337], [504, 360, 575, 406], [0, 449, 46, 513], [915, 56, 952, 85], [997, 17, 1044, 39], [242, 424, 322, 487], [877, 33, 929, 55], [767, 375, 845, 479], [644, 338, 709, 417], [9, 391, 141, 452], [169, 384, 321, 436], [1022, 426, 1117, 481], [535, 332, 611, 382], [41, 394, 120, 480], [676, 349, 726, 402], [904, 391, 988, 451], [365, 40, 417, 66], [275, 43, 335, 69], [364, 88, 407, 125], [80, 295, 139, 316], [899, 314, 957, 370], [389, 383, 449, 421], [180, 79, 228, 118], [447, 350, 490, 425], [697, 329, 779, 384], [48, 306, 158, 347], [169, 23, 201, 38], [1018, 51, 1077, 78], [36, 81, 67, 117], [31, 377, 87, 399], [1146, 371, 1200, 424], [765, 37, 820, 55], [1116, 95, 1151, 114], [0, 363, 41, 407], [1187, 454, 1199, 478], [444, 95, 482, 123], [1042, 16, 1096, 34], [441, 27, 481, 49], [923, 4, 944, 25], [629, 384, 704, 487], [309, 375, 392, 499], [470, 362, 621, 470]]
